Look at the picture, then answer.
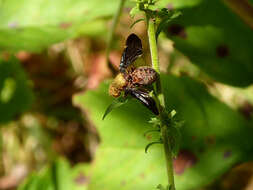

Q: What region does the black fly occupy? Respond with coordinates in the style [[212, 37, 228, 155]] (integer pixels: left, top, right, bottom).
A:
[[109, 33, 159, 115]]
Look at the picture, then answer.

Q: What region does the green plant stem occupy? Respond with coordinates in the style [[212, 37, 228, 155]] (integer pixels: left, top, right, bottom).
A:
[[161, 125, 175, 190], [146, 15, 176, 190], [106, 0, 126, 74], [146, 17, 165, 110], [147, 18, 160, 74], [0, 131, 4, 176]]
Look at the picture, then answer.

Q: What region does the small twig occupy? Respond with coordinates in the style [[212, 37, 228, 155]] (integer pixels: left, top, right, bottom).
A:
[[106, 0, 126, 75], [146, 15, 176, 190]]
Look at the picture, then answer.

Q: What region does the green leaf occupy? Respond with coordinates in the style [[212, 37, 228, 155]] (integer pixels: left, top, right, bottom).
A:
[[156, 184, 167, 190], [130, 6, 142, 18], [130, 18, 145, 29], [18, 158, 89, 190], [0, 58, 33, 124], [0, 0, 120, 52], [155, 0, 202, 9], [163, 0, 253, 86], [73, 74, 253, 190], [156, 10, 181, 38], [145, 141, 162, 153], [102, 97, 128, 120]]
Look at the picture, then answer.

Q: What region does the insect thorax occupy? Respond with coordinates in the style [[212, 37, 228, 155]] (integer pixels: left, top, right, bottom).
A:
[[131, 66, 157, 86]]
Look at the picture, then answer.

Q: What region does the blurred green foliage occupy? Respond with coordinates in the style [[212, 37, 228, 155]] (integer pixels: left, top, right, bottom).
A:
[[0, 0, 253, 189], [0, 58, 33, 124], [164, 0, 253, 86], [0, 0, 119, 52], [72, 75, 253, 190], [18, 158, 88, 190]]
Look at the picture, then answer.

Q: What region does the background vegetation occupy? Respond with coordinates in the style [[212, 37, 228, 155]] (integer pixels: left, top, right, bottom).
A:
[[0, 0, 253, 189]]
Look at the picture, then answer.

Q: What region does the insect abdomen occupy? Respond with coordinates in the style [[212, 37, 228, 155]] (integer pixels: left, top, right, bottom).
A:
[[131, 66, 157, 85]]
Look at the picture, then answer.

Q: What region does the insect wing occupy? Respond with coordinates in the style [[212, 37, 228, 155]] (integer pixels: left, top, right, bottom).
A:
[[126, 88, 159, 115], [126, 33, 142, 49], [119, 34, 143, 73]]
